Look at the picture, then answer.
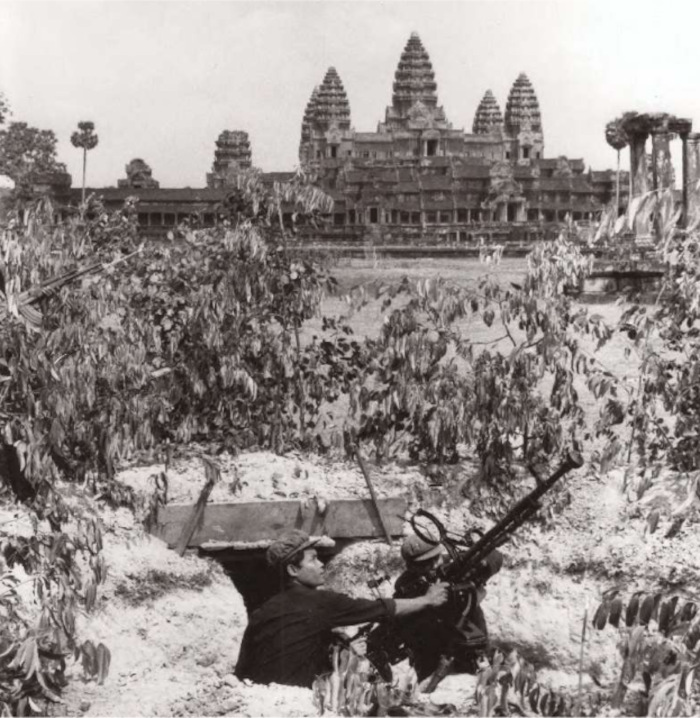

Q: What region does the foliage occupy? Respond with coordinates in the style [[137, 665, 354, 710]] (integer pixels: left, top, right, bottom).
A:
[[0, 514, 111, 714], [312, 645, 376, 716], [605, 117, 630, 153], [343, 237, 608, 487], [581, 187, 700, 478], [475, 648, 601, 716], [70, 122, 99, 154], [0, 94, 9, 127], [0, 123, 66, 198], [593, 588, 700, 716]]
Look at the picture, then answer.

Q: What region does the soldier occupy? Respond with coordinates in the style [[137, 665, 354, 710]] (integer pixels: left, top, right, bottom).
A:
[[392, 533, 504, 682], [234, 529, 449, 688]]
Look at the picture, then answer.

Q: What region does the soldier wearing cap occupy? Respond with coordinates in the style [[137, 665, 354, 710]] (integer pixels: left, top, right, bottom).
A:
[[234, 528, 449, 688], [392, 533, 504, 682]]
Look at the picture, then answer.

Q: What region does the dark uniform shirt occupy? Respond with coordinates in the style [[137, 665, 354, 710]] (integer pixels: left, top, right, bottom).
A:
[[392, 549, 503, 680], [235, 584, 396, 688]]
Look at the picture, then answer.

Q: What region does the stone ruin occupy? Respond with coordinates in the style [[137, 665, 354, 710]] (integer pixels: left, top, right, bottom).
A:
[[616, 112, 700, 223], [117, 158, 160, 189]]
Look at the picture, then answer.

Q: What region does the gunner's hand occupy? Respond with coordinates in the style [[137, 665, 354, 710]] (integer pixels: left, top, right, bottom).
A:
[[425, 581, 449, 607]]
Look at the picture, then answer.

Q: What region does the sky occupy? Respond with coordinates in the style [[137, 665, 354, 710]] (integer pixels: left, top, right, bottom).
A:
[[0, 0, 698, 189]]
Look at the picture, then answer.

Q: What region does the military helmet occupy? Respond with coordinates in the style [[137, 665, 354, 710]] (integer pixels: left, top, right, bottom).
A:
[[401, 533, 443, 562]]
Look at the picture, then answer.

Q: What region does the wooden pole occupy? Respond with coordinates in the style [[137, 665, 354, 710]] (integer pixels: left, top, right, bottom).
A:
[[575, 608, 588, 715], [354, 446, 393, 545], [174, 458, 220, 556]]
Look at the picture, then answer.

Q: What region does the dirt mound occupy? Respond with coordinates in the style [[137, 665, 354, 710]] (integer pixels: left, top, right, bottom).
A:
[[118, 449, 425, 505]]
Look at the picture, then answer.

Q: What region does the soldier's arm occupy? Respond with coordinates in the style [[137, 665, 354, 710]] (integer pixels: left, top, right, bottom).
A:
[[394, 581, 448, 617]]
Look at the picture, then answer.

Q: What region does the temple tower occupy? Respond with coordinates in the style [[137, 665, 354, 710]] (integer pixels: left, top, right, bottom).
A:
[[472, 90, 504, 135], [299, 67, 353, 165], [504, 73, 544, 162], [299, 87, 319, 163], [206, 131, 252, 188], [117, 158, 159, 189], [382, 32, 450, 132]]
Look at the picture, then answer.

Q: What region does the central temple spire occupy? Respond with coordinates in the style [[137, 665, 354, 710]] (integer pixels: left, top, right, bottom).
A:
[[382, 32, 450, 132], [391, 32, 439, 116]]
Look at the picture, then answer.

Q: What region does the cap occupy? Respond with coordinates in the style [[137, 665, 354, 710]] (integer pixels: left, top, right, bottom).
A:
[[266, 529, 322, 569], [401, 534, 444, 563]]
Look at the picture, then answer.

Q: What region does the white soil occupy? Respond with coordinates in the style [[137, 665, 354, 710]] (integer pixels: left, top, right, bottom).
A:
[[6, 449, 699, 717]]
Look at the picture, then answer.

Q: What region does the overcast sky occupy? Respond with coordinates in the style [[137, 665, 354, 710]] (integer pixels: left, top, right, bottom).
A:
[[1, 0, 697, 188]]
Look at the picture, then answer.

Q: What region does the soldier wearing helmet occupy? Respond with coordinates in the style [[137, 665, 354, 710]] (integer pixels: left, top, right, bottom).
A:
[[392, 531, 504, 682], [234, 528, 450, 688]]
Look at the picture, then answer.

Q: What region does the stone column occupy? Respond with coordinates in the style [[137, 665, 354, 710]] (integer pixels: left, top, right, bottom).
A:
[[629, 131, 649, 198], [687, 133, 700, 219], [651, 131, 673, 190]]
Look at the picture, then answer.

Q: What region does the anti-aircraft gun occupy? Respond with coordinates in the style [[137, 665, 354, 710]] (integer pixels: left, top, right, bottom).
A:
[[365, 450, 584, 688]]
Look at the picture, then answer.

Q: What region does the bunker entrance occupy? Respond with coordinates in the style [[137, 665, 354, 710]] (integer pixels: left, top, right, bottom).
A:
[[153, 497, 408, 615]]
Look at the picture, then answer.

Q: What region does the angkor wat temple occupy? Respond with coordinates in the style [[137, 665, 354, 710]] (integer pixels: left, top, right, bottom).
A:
[[294, 32, 623, 244], [53, 32, 634, 243]]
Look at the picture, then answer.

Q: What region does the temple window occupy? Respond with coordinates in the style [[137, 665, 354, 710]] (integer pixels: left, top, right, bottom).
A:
[[506, 151, 511, 160], [411, 212, 421, 224], [426, 140, 438, 157], [391, 210, 399, 224], [330, 146, 338, 158], [425, 211, 437, 223], [347, 150, 352, 157], [457, 209, 467, 222], [536, 151, 541, 159], [203, 213, 214, 226], [401, 211, 410, 223], [522, 147, 530, 159], [440, 211, 452, 224], [164, 213, 175, 226], [334, 212, 345, 226], [151, 213, 163, 226], [137, 213, 149, 226], [316, 150, 322, 158], [369, 207, 379, 224]]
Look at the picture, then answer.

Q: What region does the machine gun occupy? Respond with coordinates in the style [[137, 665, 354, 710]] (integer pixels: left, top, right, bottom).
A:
[[402, 449, 584, 598], [366, 450, 584, 685]]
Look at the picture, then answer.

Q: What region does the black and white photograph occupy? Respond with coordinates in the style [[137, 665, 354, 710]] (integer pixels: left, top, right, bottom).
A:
[[1, 1, 700, 716]]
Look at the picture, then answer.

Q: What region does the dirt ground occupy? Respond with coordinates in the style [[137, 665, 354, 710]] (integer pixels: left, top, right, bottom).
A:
[[11, 447, 686, 717]]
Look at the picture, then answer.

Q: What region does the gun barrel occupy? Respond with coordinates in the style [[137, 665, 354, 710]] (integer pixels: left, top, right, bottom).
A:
[[442, 451, 583, 579]]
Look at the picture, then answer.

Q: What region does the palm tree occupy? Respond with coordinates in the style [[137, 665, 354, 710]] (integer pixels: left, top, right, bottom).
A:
[[71, 121, 99, 204], [605, 118, 628, 215]]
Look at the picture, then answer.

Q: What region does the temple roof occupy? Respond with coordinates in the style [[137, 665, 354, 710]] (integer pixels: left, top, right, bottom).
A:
[[391, 32, 439, 115], [313, 67, 351, 130], [505, 73, 542, 133], [473, 90, 504, 135]]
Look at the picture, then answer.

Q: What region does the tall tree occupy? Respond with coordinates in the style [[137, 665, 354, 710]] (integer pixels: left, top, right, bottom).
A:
[[605, 117, 629, 216], [71, 120, 99, 204], [0, 121, 65, 195]]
